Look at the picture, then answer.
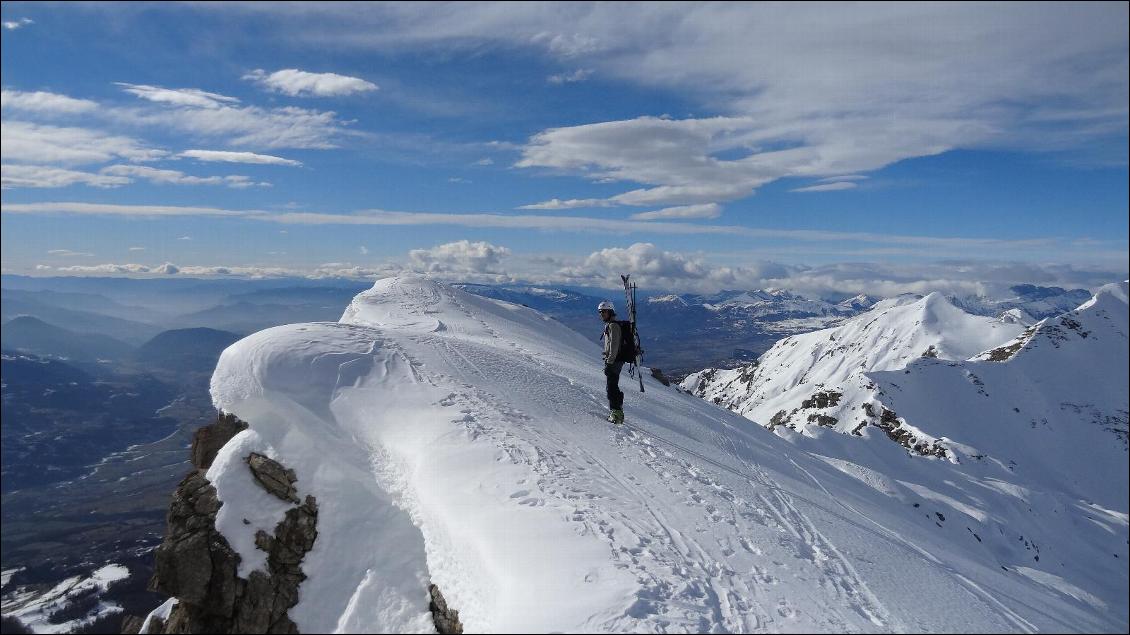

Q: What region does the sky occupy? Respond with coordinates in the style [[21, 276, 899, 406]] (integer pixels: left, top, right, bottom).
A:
[[1, 2, 1127, 295]]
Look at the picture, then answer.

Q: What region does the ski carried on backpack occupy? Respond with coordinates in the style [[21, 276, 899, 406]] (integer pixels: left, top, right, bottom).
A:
[[621, 274, 645, 393]]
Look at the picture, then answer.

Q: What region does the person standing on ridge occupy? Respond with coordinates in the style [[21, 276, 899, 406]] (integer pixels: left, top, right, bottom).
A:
[[598, 300, 633, 424]]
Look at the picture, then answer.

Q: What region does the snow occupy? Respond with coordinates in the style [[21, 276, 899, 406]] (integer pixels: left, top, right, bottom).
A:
[[147, 275, 1127, 633], [1, 564, 129, 634], [680, 281, 1128, 631], [680, 292, 1026, 439], [139, 598, 178, 634], [1, 568, 24, 589]]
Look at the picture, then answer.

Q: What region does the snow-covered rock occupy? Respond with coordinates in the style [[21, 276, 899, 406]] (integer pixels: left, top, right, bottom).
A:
[[147, 276, 1126, 633]]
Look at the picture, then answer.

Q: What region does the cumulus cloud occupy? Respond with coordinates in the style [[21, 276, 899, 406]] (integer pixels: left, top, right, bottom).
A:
[[1, 121, 166, 165], [558, 243, 756, 290], [629, 203, 721, 221], [547, 68, 593, 84], [100, 164, 269, 188], [2, 164, 130, 189], [244, 69, 378, 97], [409, 240, 511, 275], [1, 90, 99, 114], [117, 83, 240, 109], [180, 149, 302, 166]]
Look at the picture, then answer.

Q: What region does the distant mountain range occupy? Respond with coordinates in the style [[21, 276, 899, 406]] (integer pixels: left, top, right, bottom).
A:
[[1, 316, 136, 361]]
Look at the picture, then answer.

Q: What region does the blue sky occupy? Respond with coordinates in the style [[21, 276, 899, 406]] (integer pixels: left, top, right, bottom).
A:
[[1, 2, 1127, 295]]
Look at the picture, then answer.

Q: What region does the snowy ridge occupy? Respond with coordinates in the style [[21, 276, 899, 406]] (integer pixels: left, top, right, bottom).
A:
[[177, 276, 1123, 632], [681, 292, 1025, 440]]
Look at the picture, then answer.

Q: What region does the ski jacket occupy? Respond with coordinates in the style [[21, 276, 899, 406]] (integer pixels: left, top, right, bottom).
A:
[[602, 320, 636, 364]]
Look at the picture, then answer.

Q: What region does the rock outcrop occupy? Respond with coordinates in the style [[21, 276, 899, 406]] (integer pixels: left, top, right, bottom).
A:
[[428, 584, 463, 634], [191, 413, 248, 470], [141, 413, 319, 634]]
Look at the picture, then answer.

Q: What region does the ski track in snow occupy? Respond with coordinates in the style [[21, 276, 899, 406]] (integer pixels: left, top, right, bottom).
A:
[[383, 287, 904, 632], [198, 277, 1124, 633], [369, 285, 901, 631]]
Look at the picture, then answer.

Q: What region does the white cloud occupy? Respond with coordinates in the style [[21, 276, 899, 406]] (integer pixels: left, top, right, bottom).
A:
[[558, 243, 751, 290], [177, 235, 192, 240], [49, 262, 179, 275], [1, 121, 167, 165], [409, 240, 511, 274], [790, 181, 858, 193], [448, 176, 471, 183], [359, 246, 369, 255], [117, 83, 240, 109], [555, 244, 1128, 295], [3, 18, 33, 30], [517, 197, 614, 210], [530, 31, 600, 57], [2, 164, 130, 189], [129, 246, 146, 251], [310, 2, 1126, 207], [818, 175, 868, 183], [1, 90, 99, 114], [0, 202, 251, 217], [47, 249, 94, 257], [115, 102, 353, 150], [180, 149, 302, 166], [244, 69, 378, 97], [547, 68, 593, 84], [475, 157, 494, 166], [99, 164, 269, 188], [629, 203, 721, 221], [5, 201, 1123, 267]]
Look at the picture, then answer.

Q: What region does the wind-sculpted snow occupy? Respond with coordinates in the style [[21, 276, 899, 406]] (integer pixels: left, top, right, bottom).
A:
[[193, 276, 1124, 633]]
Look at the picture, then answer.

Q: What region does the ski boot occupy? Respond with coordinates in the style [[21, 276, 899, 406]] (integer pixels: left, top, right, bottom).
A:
[[607, 409, 625, 425]]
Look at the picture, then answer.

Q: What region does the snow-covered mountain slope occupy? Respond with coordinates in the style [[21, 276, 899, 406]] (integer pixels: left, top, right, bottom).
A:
[[870, 281, 1128, 509], [167, 277, 1124, 632], [681, 293, 1026, 447]]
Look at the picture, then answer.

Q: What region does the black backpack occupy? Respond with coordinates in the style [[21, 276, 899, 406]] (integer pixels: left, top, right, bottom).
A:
[[615, 320, 637, 362]]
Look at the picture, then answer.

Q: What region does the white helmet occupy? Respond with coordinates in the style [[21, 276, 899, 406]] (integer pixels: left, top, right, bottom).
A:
[[597, 300, 615, 313]]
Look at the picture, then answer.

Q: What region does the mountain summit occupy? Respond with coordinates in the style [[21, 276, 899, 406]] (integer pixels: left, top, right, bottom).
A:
[[143, 276, 1126, 633]]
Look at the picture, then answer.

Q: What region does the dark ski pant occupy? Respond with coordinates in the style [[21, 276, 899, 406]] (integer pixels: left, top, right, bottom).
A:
[[605, 361, 625, 410]]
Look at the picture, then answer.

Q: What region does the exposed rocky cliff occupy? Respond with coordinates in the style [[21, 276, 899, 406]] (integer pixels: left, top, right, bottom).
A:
[[133, 413, 317, 634]]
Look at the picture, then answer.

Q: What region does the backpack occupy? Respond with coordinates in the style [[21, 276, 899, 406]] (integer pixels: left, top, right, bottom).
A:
[[614, 320, 637, 362]]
